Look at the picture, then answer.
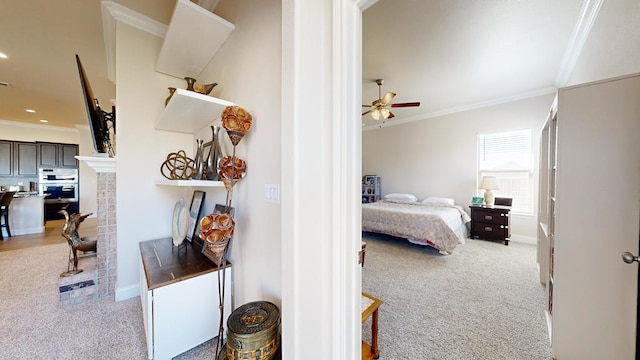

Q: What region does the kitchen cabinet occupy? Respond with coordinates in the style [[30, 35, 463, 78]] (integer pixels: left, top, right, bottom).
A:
[[9, 195, 45, 235], [140, 237, 231, 359], [0, 140, 38, 177], [0, 140, 13, 176], [14, 142, 37, 176], [37, 142, 78, 169]]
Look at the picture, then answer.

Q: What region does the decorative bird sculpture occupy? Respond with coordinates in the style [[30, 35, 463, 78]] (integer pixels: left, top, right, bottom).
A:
[[194, 82, 218, 95]]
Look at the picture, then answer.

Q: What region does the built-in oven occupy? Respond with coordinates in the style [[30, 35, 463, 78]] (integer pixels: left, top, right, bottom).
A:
[[38, 168, 79, 220], [39, 183, 79, 203]]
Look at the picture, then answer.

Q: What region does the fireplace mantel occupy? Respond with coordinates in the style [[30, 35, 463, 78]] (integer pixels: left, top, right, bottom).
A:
[[76, 156, 116, 173]]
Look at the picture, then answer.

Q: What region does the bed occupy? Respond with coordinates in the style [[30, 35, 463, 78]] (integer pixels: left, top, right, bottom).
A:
[[362, 199, 471, 254]]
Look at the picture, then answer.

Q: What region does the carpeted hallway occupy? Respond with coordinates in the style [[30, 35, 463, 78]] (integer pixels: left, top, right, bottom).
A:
[[0, 233, 551, 359], [362, 231, 552, 360]]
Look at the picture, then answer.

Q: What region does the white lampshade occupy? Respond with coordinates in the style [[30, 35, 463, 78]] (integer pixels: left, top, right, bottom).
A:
[[371, 109, 381, 120], [479, 176, 499, 206], [380, 108, 390, 119], [479, 176, 499, 190]]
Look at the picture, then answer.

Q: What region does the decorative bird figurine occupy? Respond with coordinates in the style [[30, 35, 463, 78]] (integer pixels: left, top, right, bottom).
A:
[[194, 82, 218, 95]]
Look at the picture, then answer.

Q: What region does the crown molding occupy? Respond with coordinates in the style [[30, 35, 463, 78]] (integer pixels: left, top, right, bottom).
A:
[[0, 119, 79, 132], [555, 0, 604, 86], [362, 86, 557, 131], [101, 1, 168, 82]]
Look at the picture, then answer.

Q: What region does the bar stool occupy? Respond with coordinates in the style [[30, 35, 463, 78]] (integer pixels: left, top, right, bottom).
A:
[[0, 191, 16, 240]]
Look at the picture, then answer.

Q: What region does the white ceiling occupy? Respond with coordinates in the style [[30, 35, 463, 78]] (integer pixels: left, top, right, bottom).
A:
[[0, 0, 174, 129], [361, 0, 586, 128], [0, 0, 633, 130]]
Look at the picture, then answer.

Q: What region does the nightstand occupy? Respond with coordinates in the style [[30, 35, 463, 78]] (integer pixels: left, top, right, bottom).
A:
[[469, 205, 511, 245]]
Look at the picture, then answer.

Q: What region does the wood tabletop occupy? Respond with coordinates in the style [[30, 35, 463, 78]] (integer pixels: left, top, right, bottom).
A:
[[140, 237, 231, 290], [361, 291, 383, 322]]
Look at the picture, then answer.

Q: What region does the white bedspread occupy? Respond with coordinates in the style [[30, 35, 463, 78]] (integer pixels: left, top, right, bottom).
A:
[[362, 200, 471, 254]]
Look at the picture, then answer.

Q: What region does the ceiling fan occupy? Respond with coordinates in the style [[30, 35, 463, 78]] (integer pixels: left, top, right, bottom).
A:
[[362, 79, 420, 120]]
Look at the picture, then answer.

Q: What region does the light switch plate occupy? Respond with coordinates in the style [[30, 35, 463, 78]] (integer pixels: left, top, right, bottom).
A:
[[264, 184, 280, 204]]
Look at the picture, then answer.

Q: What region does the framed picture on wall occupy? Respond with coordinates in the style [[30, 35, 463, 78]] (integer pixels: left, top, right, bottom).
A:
[[186, 190, 206, 242]]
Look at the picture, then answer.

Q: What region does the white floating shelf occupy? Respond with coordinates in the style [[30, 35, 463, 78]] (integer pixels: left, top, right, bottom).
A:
[[156, 88, 234, 133], [155, 179, 224, 187], [155, 0, 235, 79]]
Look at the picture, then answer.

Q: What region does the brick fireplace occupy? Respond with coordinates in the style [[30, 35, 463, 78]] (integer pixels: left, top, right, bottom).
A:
[[59, 156, 116, 306]]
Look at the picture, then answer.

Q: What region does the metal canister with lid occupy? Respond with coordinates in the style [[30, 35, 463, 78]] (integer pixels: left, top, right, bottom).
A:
[[220, 301, 281, 360]]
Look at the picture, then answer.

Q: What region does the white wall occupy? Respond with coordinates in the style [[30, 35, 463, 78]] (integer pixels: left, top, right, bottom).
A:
[[112, 0, 282, 306], [197, 0, 282, 307], [114, 22, 193, 299], [566, 0, 640, 86], [362, 94, 554, 241]]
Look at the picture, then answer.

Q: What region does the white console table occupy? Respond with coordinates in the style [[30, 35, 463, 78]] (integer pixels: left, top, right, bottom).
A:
[[139, 238, 232, 359]]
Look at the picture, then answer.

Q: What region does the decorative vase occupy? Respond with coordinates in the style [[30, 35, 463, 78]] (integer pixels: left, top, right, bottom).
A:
[[205, 126, 223, 180], [221, 106, 253, 146], [184, 77, 196, 91], [204, 238, 229, 266], [165, 87, 176, 106], [192, 139, 205, 180]]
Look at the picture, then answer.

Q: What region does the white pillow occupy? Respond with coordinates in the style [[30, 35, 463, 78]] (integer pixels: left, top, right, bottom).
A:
[[422, 196, 455, 206], [383, 193, 418, 202]]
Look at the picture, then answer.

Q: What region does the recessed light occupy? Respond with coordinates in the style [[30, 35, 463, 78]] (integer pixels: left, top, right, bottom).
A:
[[0, 53, 7, 59], [39, 119, 48, 123], [26, 109, 36, 113]]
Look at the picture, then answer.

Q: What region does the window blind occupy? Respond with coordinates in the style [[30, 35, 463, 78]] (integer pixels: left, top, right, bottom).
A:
[[478, 129, 533, 213]]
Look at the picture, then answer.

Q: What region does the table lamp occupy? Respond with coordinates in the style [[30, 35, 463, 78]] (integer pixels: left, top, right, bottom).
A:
[[479, 176, 499, 206]]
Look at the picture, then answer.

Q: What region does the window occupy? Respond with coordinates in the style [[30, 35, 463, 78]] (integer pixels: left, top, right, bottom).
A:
[[478, 129, 533, 214]]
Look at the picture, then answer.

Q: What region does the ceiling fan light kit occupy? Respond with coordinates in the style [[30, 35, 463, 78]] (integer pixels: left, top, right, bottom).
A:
[[362, 78, 420, 121]]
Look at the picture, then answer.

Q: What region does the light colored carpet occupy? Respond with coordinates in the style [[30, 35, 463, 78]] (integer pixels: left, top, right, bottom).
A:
[[0, 235, 552, 359], [0, 243, 219, 360], [362, 232, 552, 360]]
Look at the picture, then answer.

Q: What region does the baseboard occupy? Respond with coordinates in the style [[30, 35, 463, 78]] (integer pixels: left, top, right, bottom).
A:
[[509, 234, 536, 245], [10, 226, 46, 236], [115, 283, 139, 301]]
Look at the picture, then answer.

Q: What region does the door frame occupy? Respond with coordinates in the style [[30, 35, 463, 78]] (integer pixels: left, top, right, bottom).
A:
[[281, 0, 378, 358]]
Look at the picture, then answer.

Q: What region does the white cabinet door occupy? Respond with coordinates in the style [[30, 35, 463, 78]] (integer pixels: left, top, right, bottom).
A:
[[554, 74, 640, 359], [152, 267, 232, 360]]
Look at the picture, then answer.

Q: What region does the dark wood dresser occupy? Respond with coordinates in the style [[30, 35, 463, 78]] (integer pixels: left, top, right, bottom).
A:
[[469, 205, 511, 245]]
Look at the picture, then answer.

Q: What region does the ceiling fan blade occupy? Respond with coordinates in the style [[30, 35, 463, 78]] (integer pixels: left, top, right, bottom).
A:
[[390, 102, 421, 108], [362, 105, 372, 107], [387, 111, 395, 119], [380, 92, 396, 105], [362, 109, 372, 116]]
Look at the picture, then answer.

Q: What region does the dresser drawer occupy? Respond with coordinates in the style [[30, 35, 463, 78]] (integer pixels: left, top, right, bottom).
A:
[[471, 209, 509, 225], [471, 222, 509, 240]]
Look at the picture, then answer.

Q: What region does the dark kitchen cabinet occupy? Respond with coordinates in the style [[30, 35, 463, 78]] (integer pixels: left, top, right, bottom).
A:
[[0, 140, 13, 176], [38, 143, 58, 168], [14, 142, 38, 176], [37, 142, 78, 169], [0, 140, 38, 177], [60, 144, 79, 168]]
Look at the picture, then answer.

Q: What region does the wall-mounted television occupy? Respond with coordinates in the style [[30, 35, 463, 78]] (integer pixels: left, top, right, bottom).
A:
[[76, 54, 115, 157]]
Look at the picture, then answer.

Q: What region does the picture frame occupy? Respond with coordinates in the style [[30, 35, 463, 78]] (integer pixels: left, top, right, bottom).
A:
[[472, 196, 484, 205], [186, 190, 206, 243], [363, 175, 376, 185]]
